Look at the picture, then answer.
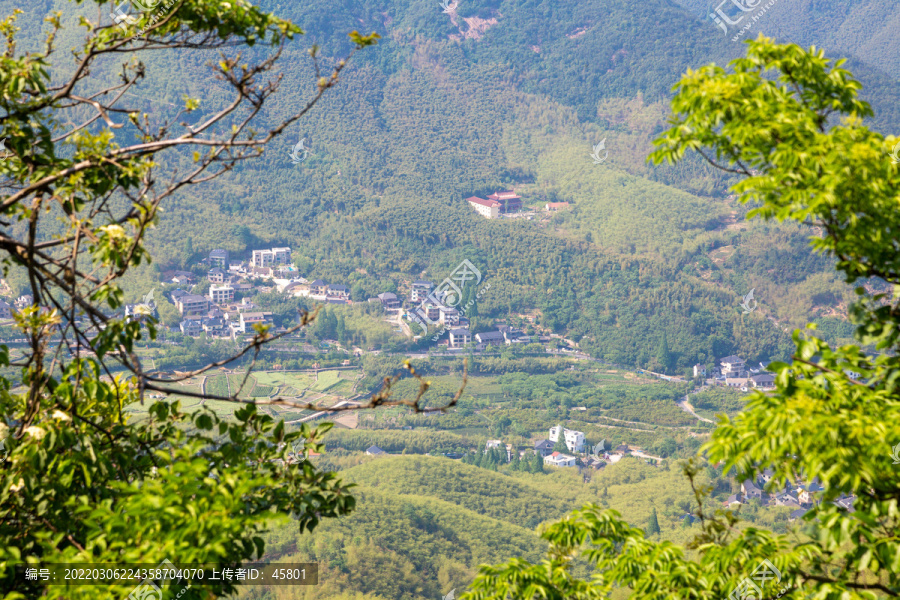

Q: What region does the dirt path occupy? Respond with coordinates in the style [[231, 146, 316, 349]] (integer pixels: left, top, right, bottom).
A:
[[596, 415, 660, 428], [677, 394, 714, 424], [630, 450, 665, 462]]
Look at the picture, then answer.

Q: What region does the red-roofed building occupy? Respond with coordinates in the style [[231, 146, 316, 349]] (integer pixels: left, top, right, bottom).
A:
[[487, 190, 523, 213], [466, 196, 501, 219]]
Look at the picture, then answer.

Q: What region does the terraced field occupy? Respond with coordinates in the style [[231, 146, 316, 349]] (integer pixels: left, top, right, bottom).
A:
[[123, 368, 363, 421], [250, 384, 274, 397], [205, 375, 229, 397]]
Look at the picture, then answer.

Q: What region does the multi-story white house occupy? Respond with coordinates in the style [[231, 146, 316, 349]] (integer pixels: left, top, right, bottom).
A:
[[448, 328, 471, 348], [549, 425, 585, 454], [439, 306, 460, 326], [207, 267, 227, 283], [720, 355, 747, 377], [410, 280, 433, 303], [327, 284, 350, 299], [238, 311, 273, 333], [208, 249, 229, 269], [174, 293, 209, 317], [208, 284, 235, 305], [251, 247, 291, 268]]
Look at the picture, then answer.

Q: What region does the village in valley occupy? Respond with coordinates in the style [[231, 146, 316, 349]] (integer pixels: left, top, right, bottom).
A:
[[0, 186, 828, 526]]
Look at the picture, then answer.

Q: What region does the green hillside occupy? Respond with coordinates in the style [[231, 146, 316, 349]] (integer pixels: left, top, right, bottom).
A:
[[1, 0, 895, 373], [252, 453, 798, 600]]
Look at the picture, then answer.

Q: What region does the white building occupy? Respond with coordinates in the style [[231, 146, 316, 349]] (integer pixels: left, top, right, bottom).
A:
[[720, 355, 746, 377], [548, 425, 585, 453], [693, 364, 706, 378], [238, 311, 272, 333], [251, 246, 292, 268], [544, 452, 578, 467], [410, 280, 433, 303], [208, 284, 235, 305], [466, 196, 501, 219], [439, 306, 460, 326], [448, 328, 471, 348]]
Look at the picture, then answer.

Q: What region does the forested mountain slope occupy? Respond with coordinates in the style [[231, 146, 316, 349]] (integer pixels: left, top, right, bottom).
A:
[[258, 455, 707, 600], [3, 0, 896, 370]]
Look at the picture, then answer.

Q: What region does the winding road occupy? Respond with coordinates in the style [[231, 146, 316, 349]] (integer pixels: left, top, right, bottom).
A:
[[677, 393, 714, 424]]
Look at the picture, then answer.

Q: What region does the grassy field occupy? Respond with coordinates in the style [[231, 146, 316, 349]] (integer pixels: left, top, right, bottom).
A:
[[312, 370, 344, 391]]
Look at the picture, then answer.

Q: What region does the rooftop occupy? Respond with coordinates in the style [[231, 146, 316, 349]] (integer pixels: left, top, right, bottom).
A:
[[720, 355, 745, 364], [466, 196, 501, 208]]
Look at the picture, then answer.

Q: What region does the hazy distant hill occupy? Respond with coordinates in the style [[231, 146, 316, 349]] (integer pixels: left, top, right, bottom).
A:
[[673, 0, 900, 80]]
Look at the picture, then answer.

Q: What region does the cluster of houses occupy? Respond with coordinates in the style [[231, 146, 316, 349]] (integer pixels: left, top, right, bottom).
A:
[[134, 246, 364, 338], [0, 294, 36, 321], [115, 243, 538, 348], [531, 425, 626, 469], [694, 355, 776, 391], [466, 190, 524, 219], [727, 469, 856, 521], [373, 279, 538, 349], [121, 247, 294, 338], [168, 288, 274, 337]]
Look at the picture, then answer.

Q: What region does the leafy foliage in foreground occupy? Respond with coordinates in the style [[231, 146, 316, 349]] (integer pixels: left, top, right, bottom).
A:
[[0, 1, 377, 598]]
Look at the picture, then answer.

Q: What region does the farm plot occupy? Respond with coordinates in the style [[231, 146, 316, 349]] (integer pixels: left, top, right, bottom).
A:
[[206, 375, 229, 397], [313, 370, 346, 392]]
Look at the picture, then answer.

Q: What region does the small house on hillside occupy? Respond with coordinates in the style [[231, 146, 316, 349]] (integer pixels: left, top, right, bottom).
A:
[[741, 480, 763, 500], [534, 439, 554, 457], [544, 452, 577, 468], [378, 292, 401, 311], [365, 445, 385, 456], [750, 373, 776, 389], [474, 330, 505, 345]]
